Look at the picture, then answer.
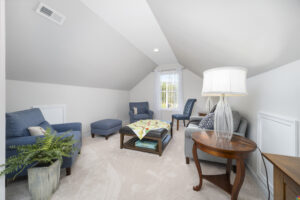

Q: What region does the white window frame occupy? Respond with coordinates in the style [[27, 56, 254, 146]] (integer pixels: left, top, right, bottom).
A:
[[159, 71, 179, 111]]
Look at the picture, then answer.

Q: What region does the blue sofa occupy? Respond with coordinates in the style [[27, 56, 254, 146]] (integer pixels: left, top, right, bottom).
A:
[[6, 108, 82, 178], [129, 102, 154, 123]]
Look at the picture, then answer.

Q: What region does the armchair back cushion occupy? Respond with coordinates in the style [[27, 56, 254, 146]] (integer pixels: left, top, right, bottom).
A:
[[183, 99, 197, 116], [6, 108, 50, 138], [129, 102, 149, 114]]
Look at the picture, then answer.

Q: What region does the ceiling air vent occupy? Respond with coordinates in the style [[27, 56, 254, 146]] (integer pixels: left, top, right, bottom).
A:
[[36, 3, 66, 25]]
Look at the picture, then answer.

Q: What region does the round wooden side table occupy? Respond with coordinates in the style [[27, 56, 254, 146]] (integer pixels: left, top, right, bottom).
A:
[[192, 131, 257, 200]]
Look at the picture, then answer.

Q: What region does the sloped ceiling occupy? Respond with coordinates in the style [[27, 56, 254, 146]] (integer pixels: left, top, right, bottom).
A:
[[147, 0, 300, 77], [6, 0, 300, 91], [80, 0, 178, 65], [6, 0, 156, 90]]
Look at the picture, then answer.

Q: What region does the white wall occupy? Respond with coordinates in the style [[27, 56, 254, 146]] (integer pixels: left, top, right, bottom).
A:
[[229, 60, 300, 194], [130, 69, 207, 122], [6, 80, 130, 135], [0, 0, 5, 198]]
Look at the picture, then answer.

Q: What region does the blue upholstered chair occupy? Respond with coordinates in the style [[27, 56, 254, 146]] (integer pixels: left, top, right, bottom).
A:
[[6, 108, 82, 179], [129, 102, 154, 123], [172, 99, 197, 130]]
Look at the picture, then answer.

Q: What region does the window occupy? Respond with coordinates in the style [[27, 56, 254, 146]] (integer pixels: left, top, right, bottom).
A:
[[160, 72, 179, 109]]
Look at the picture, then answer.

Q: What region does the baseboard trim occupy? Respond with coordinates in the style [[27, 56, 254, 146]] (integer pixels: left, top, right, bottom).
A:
[[246, 163, 273, 200]]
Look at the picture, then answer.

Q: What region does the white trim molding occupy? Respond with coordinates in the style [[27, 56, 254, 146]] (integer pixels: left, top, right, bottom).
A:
[[33, 104, 66, 124], [257, 112, 299, 197]]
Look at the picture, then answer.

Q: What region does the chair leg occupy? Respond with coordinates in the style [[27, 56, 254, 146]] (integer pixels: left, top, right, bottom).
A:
[[66, 167, 71, 176], [183, 120, 186, 127], [186, 157, 190, 164], [91, 133, 95, 138], [177, 119, 179, 131], [172, 117, 174, 129]]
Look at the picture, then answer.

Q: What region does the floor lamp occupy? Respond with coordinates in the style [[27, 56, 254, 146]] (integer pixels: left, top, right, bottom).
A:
[[202, 67, 247, 140]]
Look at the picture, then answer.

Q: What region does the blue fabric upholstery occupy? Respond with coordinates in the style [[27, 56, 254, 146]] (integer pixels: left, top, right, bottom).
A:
[[39, 121, 55, 133], [172, 99, 197, 120], [133, 114, 151, 120], [172, 114, 189, 120], [5, 108, 82, 179], [6, 108, 46, 138], [129, 102, 154, 123], [52, 122, 82, 132], [91, 119, 122, 130], [91, 119, 122, 137]]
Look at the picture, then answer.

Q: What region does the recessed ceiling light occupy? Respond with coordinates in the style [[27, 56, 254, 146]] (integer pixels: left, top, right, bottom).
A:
[[153, 48, 160, 52]]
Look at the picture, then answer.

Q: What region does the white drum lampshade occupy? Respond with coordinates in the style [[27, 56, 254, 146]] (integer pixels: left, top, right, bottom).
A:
[[202, 67, 248, 140], [202, 67, 247, 96]]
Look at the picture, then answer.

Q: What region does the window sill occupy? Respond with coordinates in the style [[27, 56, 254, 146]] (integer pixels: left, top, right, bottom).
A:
[[159, 108, 178, 112]]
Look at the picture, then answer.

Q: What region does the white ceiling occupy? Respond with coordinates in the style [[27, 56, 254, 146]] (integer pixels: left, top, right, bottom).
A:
[[6, 0, 300, 90], [147, 0, 300, 77], [6, 0, 156, 90], [80, 0, 177, 65]]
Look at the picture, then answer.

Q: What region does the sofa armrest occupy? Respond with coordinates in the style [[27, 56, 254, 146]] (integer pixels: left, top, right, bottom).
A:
[[190, 116, 204, 122], [52, 122, 82, 133], [185, 126, 202, 139], [236, 118, 247, 137], [6, 136, 41, 150], [148, 110, 154, 118]]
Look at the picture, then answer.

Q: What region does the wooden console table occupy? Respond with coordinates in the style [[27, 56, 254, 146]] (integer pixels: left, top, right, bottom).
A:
[[263, 153, 300, 200], [192, 131, 256, 200]]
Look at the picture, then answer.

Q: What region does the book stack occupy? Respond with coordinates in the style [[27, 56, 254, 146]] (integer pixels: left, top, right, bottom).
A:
[[135, 139, 158, 150]]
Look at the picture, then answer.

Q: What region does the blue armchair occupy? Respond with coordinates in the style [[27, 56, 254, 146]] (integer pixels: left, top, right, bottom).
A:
[[5, 108, 82, 179], [129, 102, 154, 123], [172, 99, 197, 130]]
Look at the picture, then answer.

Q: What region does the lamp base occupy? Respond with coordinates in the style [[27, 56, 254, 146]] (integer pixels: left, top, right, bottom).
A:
[[214, 95, 233, 141]]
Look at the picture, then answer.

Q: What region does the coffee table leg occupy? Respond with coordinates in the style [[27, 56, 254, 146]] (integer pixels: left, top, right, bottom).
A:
[[231, 159, 245, 200], [192, 142, 203, 191], [158, 139, 162, 156], [120, 133, 124, 149]]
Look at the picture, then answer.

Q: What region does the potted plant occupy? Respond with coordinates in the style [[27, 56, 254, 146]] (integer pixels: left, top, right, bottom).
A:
[[0, 128, 76, 200]]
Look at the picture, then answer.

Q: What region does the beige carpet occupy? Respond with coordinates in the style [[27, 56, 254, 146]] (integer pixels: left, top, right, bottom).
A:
[[6, 127, 265, 200]]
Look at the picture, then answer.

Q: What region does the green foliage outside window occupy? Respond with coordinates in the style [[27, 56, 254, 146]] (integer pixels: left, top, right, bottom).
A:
[[160, 74, 178, 109]]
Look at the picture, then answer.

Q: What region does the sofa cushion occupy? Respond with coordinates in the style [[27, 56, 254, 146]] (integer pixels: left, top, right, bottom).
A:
[[6, 108, 46, 138], [39, 121, 55, 133], [133, 114, 151, 120], [210, 104, 217, 113], [91, 119, 122, 130], [199, 113, 214, 130], [172, 114, 189, 120], [232, 111, 241, 132]]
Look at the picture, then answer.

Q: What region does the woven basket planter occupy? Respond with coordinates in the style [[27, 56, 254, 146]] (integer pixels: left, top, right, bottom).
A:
[[28, 160, 61, 200]]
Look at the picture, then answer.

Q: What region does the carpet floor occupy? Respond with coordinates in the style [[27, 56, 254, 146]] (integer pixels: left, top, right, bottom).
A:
[[6, 127, 265, 200]]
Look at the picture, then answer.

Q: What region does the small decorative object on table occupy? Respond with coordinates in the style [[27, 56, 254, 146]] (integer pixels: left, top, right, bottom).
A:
[[119, 120, 172, 156], [0, 129, 77, 200], [202, 67, 247, 141], [198, 112, 207, 117]]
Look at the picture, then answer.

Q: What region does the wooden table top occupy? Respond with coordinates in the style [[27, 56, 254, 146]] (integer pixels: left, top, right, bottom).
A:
[[263, 153, 300, 186], [192, 131, 256, 158]]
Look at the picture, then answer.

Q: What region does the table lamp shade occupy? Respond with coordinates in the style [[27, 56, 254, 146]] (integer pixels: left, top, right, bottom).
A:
[[202, 67, 247, 96]]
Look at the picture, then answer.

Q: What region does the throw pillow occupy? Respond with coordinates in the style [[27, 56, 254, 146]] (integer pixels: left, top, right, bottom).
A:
[[39, 121, 55, 133], [209, 104, 217, 113], [28, 126, 46, 136], [199, 113, 214, 130], [133, 107, 138, 115]]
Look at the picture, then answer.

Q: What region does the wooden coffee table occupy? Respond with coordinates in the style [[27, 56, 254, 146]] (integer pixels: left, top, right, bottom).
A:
[[192, 131, 256, 200]]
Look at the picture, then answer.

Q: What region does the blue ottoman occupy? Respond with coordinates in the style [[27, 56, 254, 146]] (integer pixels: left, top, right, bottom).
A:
[[91, 119, 122, 140]]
